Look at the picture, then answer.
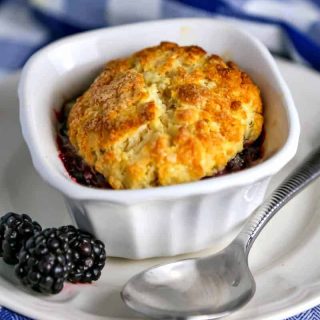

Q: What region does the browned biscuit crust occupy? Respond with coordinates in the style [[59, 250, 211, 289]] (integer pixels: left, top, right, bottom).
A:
[[68, 42, 263, 189]]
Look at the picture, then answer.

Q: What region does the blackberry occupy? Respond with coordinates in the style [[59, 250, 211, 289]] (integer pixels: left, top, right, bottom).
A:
[[226, 154, 245, 172], [59, 225, 106, 283], [0, 212, 42, 264], [226, 146, 261, 172], [15, 228, 72, 294], [0, 212, 11, 255]]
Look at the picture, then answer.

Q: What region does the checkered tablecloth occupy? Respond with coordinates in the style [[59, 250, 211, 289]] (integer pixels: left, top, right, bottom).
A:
[[0, 0, 320, 319]]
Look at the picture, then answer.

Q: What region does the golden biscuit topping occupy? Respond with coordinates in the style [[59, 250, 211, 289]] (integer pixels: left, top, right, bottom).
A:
[[67, 42, 263, 189]]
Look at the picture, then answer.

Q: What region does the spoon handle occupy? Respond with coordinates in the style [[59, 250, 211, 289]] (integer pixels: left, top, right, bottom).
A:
[[236, 146, 320, 255]]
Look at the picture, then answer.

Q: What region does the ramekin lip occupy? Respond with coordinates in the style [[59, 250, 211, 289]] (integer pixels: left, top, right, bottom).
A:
[[19, 18, 300, 205]]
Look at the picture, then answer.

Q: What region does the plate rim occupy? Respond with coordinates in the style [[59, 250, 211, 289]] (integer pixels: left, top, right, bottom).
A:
[[0, 58, 319, 320]]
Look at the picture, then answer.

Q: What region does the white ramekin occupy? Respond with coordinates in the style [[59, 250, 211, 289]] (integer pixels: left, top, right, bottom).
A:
[[19, 18, 300, 259]]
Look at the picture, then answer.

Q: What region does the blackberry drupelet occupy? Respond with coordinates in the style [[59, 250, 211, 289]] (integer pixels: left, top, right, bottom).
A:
[[0, 212, 42, 264], [15, 228, 72, 294], [59, 225, 106, 283]]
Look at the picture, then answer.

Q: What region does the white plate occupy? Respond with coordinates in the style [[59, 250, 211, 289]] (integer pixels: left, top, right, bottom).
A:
[[0, 58, 319, 320]]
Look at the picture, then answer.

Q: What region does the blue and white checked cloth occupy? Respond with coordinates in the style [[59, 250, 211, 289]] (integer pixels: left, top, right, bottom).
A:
[[1, 0, 320, 75], [0, 0, 320, 319]]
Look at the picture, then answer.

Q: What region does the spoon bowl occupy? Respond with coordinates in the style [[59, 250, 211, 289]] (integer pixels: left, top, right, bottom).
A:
[[122, 146, 320, 319], [122, 244, 255, 319]]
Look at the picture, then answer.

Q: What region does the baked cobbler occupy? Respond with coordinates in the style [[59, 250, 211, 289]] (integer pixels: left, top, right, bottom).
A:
[[63, 42, 263, 189]]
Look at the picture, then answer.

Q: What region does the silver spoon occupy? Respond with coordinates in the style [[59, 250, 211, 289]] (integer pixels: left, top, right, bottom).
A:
[[121, 146, 320, 319]]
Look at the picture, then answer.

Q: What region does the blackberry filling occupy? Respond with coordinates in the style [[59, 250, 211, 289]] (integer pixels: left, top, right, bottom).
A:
[[57, 104, 110, 189]]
